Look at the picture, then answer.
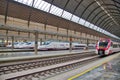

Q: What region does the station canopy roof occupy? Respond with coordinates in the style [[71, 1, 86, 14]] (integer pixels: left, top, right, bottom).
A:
[[44, 0, 120, 38]]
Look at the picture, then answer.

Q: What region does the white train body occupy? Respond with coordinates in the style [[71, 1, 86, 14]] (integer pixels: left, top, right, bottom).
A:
[[38, 41, 69, 50], [19, 42, 36, 49], [6, 42, 18, 48], [96, 39, 120, 56], [15, 42, 41, 49], [6, 42, 41, 49], [72, 43, 87, 49], [38, 41, 87, 50], [6, 42, 25, 48]]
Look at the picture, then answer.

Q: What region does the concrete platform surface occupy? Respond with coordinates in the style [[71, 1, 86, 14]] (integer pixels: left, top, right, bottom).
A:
[[70, 53, 120, 80], [45, 52, 120, 80]]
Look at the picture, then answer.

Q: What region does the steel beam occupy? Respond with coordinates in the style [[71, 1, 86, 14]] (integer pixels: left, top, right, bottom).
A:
[[34, 31, 38, 55], [5, 1, 9, 24], [27, 0, 35, 27], [80, 1, 96, 18]]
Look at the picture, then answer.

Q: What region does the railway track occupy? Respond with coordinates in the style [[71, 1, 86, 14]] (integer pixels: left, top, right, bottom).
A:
[[0, 52, 98, 80]]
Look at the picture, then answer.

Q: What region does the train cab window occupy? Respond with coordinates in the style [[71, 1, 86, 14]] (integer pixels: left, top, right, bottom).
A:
[[99, 42, 108, 47], [26, 42, 31, 45], [42, 41, 51, 45]]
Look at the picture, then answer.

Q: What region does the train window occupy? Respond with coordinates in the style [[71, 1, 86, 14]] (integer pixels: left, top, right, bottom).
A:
[[113, 44, 117, 48], [113, 45, 115, 48], [99, 42, 108, 47], [26, 43, 31, 45], [117, 44, 119, 48], [42, 41, 51, 45]]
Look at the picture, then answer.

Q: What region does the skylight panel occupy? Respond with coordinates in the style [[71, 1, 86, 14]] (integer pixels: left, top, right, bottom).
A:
[[89, 24, 94, 29], [37, 1, 45, 9], [84, 21, 90, 27], [93, 26, 97, 30], [43, 4, 51, 12], [22, 0, 27, 4], [79, 18, 85, 25], [71, 15, 79, 23], [33, 0, 42, 8], [50, 5, 57, 13], [27, 0, 33, 6], [54, 8, 63, 16], [62, 11, 72, 20], [40, 2, 50, 12]]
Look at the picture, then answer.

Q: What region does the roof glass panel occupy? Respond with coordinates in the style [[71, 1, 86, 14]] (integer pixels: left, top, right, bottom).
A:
[[93, 26, 97, 30], [54, 8, 63, 16], [22, 0, 27, 4], [71, 15, 79, 23], [50, 5, 63, 16], [16, 0, 33, 6], [84, 21, 90, 27], [96, 27, 99, 31], [33, 0, 42, 8], [79, 18, 85, 25], [62, 11, 72, 20], [27, 0, 33, 6], [37, 1, 45, 9], [89, 24, 94, 29], [55, 9, 63, 16], [41, 2, 51, 12]]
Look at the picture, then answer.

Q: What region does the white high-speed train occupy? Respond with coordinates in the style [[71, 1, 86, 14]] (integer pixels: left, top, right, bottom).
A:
[[6, 42, 41, 49], [37, 41, 89, 50], [6, 42, 18, 48], [18, 42, 36, 49], [6, 41, 95, 50]]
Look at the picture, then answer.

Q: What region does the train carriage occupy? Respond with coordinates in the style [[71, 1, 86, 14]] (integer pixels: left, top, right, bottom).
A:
[[37, 41, 88, 50], [96, 39, 120, 56]]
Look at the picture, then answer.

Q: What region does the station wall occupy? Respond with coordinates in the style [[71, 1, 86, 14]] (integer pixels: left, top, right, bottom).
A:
[[0, 15, 99, 44]]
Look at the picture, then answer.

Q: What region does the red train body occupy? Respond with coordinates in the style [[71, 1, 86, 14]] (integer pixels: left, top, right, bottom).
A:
[[96, 39, 120, 56]]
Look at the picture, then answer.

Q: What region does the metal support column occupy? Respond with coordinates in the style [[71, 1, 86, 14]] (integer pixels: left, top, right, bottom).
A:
[[87, 39, 89, 47], [40, 38, 42, 45], [11, 36, 14, 51], [57, 27, 59, 40], [6, 30, 8, 45], [44, 24, 46, 40], [5, 1, 9, 24], [34, 32, 38, 55], [69, 37, 72, 52], [6, 36, 8, 45], [66, 29, 68, 41]]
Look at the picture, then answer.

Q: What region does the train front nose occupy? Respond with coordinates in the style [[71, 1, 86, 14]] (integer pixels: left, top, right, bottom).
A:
[[98, 49, 105, 56]]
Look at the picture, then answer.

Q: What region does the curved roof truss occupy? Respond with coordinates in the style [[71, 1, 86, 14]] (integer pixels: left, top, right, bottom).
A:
[[44, 0, 120, 37]]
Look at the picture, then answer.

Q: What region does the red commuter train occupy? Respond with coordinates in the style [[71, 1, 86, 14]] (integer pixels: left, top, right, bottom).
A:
[[96, 39, 120, 56]]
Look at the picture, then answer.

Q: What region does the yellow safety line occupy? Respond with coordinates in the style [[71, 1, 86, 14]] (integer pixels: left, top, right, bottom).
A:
[[68, 63, 102, 80], [68, 54, 119, 80]]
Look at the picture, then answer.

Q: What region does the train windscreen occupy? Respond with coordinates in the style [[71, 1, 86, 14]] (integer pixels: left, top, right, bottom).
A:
[[99, 42, 108, 47], [42, 41, 51, 45]]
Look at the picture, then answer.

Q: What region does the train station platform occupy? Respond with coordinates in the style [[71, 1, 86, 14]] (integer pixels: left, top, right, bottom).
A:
[[45, 52, 120, 80], [0, 49, 95, 62]]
